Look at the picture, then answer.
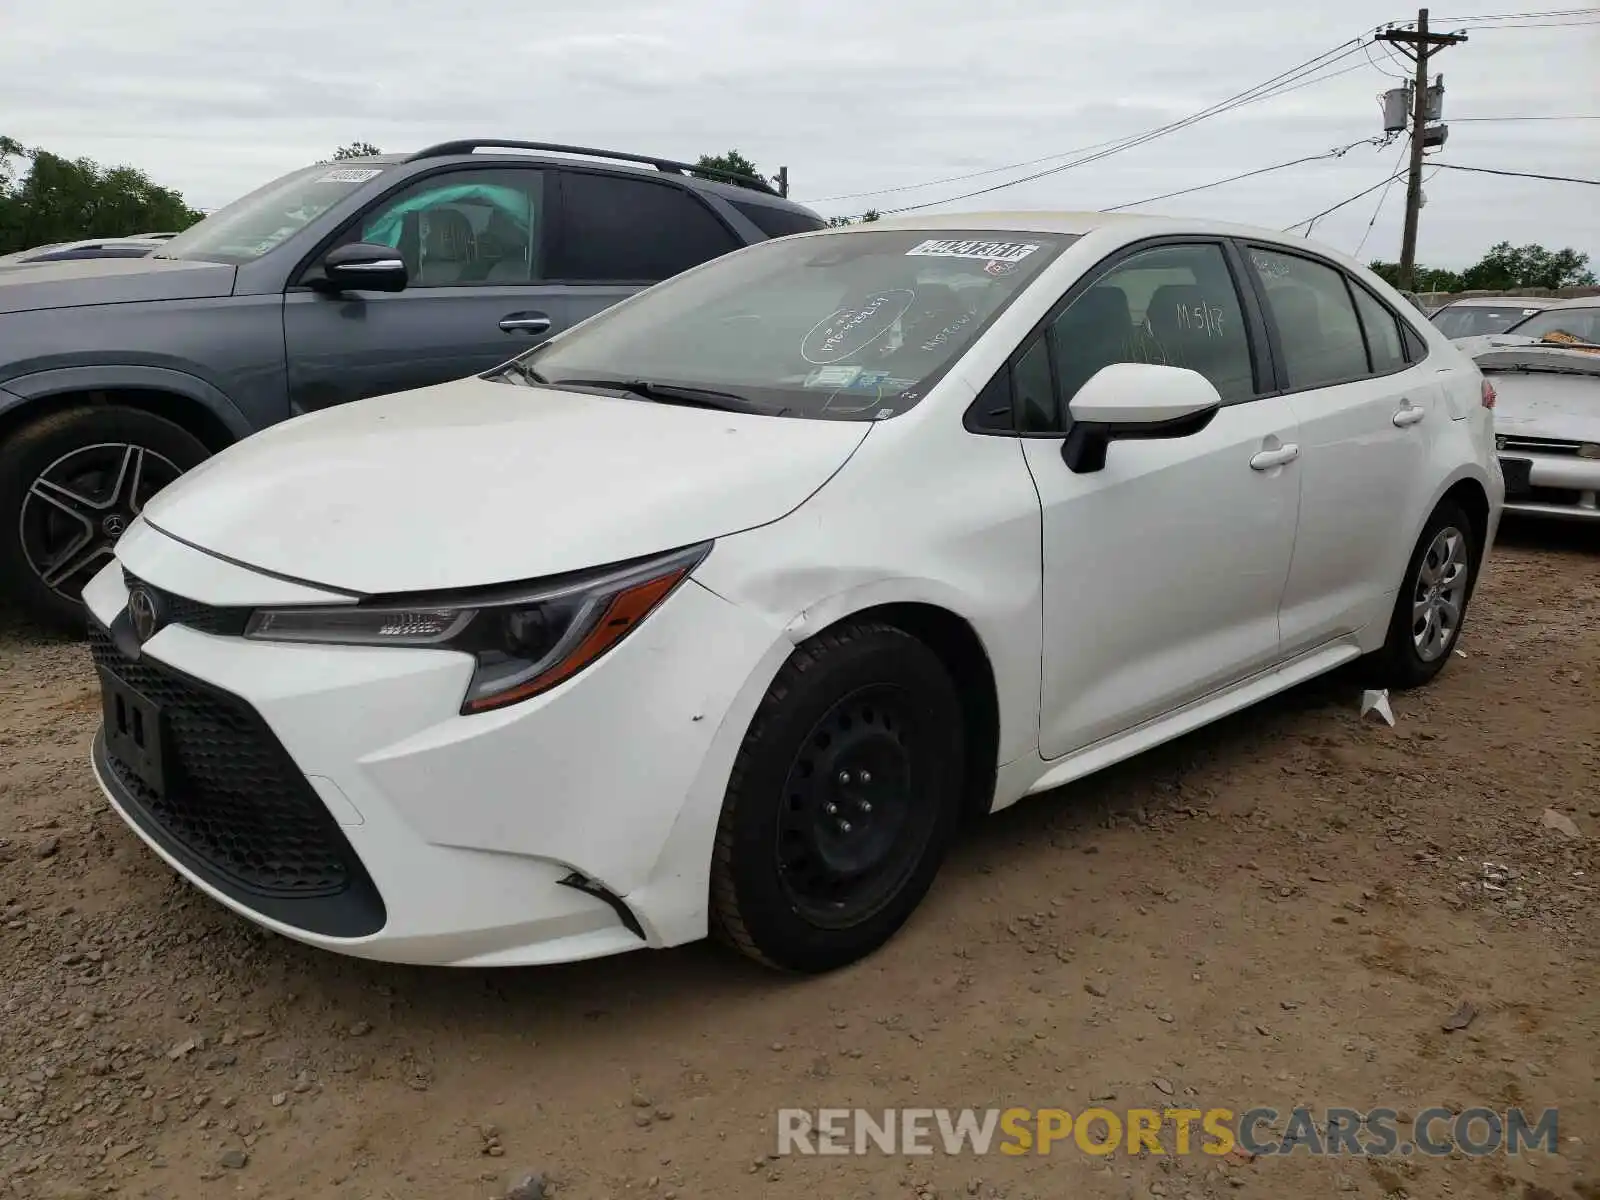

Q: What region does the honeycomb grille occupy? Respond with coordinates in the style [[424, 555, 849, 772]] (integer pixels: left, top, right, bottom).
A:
[[121, 569, 250, 636], [89, 622, 355, 897]]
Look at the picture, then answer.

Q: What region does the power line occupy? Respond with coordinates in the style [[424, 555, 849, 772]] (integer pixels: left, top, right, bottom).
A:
[[1450, 114, 1600, 120], [1363, 40, 1410, 78], [1429, 5, 1600, 18], [1426, 162, 1600, 184], [1283, 169, 1410, 234], [1101, 138, 1389, 213], [802, 34, 1380, 208], [1354, 135, 1413, 257], [872, 45, 1382, 217]]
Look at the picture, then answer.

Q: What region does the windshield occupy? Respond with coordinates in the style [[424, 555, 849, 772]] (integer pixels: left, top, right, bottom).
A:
[[1431, 302, 1551, 338], [1504, 306, 1600, 345], [156, 162, 394, 265], [507, 228, 1076, 419]]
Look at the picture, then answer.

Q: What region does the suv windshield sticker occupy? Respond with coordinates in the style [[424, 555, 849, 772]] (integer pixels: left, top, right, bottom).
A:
[[906, 239, 1040, 263], [316, 168, 384, 184], [801, 289, 917, 365]]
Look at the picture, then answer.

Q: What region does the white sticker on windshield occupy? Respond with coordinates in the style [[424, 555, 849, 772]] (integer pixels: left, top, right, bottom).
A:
[[805, 365, 863, 389], [315, 168, 383, 184], [906, 238, 1040, 263]]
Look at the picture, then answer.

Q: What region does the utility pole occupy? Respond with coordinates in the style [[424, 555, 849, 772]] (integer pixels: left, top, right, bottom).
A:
[[1375, 9, 1467, 290], [775, 166, 789, 198]]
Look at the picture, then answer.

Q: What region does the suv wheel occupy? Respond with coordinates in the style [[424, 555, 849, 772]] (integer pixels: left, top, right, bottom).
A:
[[0, 405, 209, 632]]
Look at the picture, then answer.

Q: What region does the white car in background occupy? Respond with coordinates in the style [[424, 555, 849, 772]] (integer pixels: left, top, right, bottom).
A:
[[1431, 295, 1560, 341], [1476, 339, 1600, 522], [81, 212, 1502, 973]]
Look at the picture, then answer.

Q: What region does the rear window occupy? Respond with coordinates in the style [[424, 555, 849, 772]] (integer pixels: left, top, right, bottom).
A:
[[1430, 303, 1549, 339], [729, 200, 827, 239]]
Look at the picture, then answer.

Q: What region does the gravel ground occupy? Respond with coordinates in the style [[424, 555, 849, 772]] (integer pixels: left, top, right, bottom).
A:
[[0, 519, 1596, 1200]]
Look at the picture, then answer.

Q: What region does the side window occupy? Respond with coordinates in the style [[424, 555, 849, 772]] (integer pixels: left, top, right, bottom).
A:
[[1401, 319, 1429, 362], [1013, 337, 1056, 432], [1350, 284, 1408, 374], [334, 168, 545, 287], [728, 199, 827, 239], [1049, 242, 1256, 409], [552, 173, 743, 283], [1249, 247, 1370, 389]]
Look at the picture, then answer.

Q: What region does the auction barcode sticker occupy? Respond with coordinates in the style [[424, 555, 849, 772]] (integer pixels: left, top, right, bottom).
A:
[[316, 168, 384, 184], [906, 239, 1040, 263]]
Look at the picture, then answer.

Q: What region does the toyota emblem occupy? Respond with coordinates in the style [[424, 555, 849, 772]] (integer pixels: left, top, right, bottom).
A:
[[127, 587, 163, 643]]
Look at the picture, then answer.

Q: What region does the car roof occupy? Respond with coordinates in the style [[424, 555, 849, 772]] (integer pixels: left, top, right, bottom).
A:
[[1532, 296, 1598, 311], [822, 210, 1380, 267], [356, 147, 818, 215], [1439, 295, 1558, 308]]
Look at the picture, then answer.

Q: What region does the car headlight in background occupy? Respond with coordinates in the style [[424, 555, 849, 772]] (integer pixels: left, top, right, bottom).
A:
[[243, 542, 711, 713]]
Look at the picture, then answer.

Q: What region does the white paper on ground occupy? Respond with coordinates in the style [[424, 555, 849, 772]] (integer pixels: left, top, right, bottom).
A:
[[1360, 689, 1395, 726]]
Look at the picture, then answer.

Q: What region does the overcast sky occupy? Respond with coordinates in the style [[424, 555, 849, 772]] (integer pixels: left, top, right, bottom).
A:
[[2, 0, 1596, 268]]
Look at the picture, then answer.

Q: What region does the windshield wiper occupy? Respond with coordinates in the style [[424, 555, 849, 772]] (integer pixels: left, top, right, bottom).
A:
[[547, 377, 771, 415]]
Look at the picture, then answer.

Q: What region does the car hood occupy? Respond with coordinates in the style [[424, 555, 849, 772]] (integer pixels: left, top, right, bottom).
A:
[[141, 376, 872, 594], [0, 256, 236, 315]]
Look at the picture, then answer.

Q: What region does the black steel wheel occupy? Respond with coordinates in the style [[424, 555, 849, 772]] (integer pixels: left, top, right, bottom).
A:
[[711, 619, 965, 973]]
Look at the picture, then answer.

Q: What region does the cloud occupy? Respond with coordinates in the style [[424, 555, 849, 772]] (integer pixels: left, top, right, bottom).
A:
[[2, 0, 1596, 266]]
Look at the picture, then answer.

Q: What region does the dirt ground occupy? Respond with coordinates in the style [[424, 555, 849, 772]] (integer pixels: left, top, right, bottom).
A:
[[1, 519, 1596, 1200]]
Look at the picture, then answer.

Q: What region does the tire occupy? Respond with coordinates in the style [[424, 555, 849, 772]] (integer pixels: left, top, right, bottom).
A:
[[0, 405, 210, 633], [1365, 499, 1479, 690], [710, 620, 965, 973]]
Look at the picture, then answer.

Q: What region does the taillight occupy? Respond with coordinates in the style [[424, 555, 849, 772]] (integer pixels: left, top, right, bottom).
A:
[[1481, 379, 1496, 409]]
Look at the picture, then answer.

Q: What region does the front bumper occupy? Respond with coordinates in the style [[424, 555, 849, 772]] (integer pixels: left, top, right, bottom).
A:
[[82, 541, 785, 967], [1498, 449, 1600, 521]]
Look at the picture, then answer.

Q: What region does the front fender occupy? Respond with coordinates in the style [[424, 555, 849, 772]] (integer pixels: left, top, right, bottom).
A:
[[0, 364, 253, 439]]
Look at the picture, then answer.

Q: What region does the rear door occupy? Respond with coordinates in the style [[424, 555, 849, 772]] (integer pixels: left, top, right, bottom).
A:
[[1242, 244, 1441, 655], [546, 169, 750, 327], [282, 165, 567, 411]]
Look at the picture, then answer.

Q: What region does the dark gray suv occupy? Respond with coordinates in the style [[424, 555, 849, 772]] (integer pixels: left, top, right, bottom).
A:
[[0, 140, 825, 630]]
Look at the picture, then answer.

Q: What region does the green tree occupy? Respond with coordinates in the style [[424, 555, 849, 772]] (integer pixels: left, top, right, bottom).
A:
[[1368, 260, 1464, 292], [693, 150, 773, 192], [0, 138, 203, 254], [1460, 241, 1595, 291], [825, 210, 881, 227], [330, 142, 382, 161]]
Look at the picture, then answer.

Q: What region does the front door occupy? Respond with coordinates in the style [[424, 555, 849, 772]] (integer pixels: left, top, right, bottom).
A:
[[1242, 245, 1439, 654], [283, 166, 567, 412], [1021, 240, 1303, 758]]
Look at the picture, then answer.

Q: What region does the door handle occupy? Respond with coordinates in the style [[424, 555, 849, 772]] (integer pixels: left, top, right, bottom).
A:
[[499, 313, 551, 334], [1392, 403, 1427, 428], [1249, 443, 1300, 471]]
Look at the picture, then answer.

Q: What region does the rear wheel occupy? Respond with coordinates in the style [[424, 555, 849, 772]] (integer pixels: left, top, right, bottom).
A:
[[0, 405, 209, 632], [710, 620, 964, 973], [1366, 499, 1479, 690]]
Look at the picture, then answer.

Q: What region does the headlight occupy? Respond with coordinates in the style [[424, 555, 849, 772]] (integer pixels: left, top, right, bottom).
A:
[[243, 542, 710, 714]]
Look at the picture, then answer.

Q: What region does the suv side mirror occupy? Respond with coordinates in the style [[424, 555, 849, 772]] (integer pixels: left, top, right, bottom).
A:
[[317, 242, 408, 293], [1061, 362, 1222, 474]]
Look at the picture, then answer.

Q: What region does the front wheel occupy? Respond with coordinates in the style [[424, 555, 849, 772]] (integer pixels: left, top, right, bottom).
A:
[[1366, 499, 1479, 690], [0, 405, 209, 632], [710, 620, 965, 973]]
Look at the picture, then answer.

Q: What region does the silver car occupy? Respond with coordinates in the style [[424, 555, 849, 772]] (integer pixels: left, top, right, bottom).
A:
[[1478, 342, 1600, 522]]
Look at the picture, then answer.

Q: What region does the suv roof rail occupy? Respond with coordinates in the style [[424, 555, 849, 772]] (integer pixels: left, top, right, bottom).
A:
[[405, 140, 781, 196]]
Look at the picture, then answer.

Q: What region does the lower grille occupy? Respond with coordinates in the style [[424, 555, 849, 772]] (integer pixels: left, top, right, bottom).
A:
[[88, 615, 384, 937]]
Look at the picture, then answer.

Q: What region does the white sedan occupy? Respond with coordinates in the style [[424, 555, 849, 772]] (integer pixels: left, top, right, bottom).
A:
[[83, 212, 1504, 973]]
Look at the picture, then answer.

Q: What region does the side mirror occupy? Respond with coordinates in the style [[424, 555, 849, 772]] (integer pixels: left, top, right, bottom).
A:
[[316, 242, 407, 293], [1061, 362, 1221, 474]]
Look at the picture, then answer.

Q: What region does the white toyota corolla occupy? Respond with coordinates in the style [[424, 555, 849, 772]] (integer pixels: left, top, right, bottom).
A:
[[83, 212, 1503, 973]]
